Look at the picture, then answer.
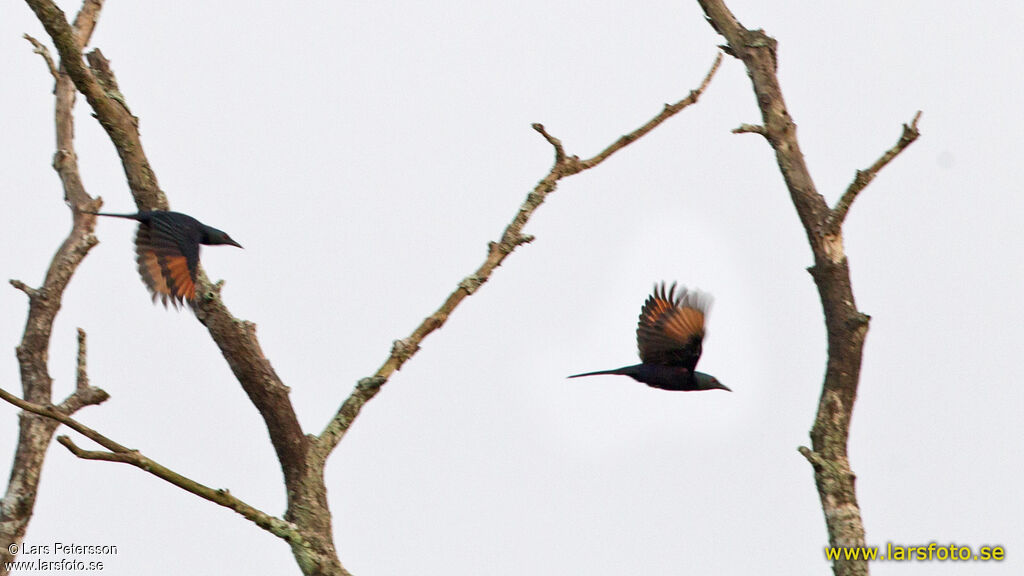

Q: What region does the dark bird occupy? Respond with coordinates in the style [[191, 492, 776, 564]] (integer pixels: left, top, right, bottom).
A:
[[569, 283, 729, 391], [89, 210, 242, 307]]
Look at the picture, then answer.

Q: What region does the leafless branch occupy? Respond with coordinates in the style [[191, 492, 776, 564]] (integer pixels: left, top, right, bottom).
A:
[[8, 280, 37, 297], [57, 436, 132, 462], [316, 52, 724, 459], [0, 386, 303, 545], [24, 1, 338, 572], [0, 387, 123, 453], [74, 328, 88, 390], [57, 329, 110, 413], [56, 387, 109, 415], [827, 111, 922, 233], [732, 123, 766, 136], [23, 34, 58, 80], [24, 2, 721, 573], [1, 3, 106, 572], [25, 0, 311, 516], [25, 0, 164, 210], [796, 445, 823, 467], [576, 53, 722, 171], [533, 122, 566, 165], [698, 2, 922, 576]]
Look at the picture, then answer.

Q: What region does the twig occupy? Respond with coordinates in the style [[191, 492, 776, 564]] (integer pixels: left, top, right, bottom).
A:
[[9, 279, 37, 298], [55, 437, 304, 544], [315, 52, 724, 458], [577, 53, 722, 171], [827, 111, 922, 233], [22, 3, 340, 571], [0, 385, 304, 545], [698, 3, 922, 576], [24, 0, 166, 211], [75, 327, 89, 390], [23, 0, 317, 535], [58, 329, 109, 413], [3, 5, 108, 571], [23, 34, 58, 80], [533, 123, 566, 165], [796, 446, 822, 467], [0, 386, 122, 452], [732, 123, 765, 136], [56, 386, 109, 414]]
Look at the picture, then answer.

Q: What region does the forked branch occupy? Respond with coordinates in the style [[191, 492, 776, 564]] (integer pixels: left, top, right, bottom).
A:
[[315, 52, 724, 458], [697, 2, 922, 576], [0, 385, 303, 545], [827, 111, 922, 233], [1, 3, 106, 572], [22, 2, 725, 573]]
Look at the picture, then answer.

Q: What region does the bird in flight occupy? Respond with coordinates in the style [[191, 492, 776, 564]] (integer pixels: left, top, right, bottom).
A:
[[89, 210, 242, 307], [569, 283, 729, 391]]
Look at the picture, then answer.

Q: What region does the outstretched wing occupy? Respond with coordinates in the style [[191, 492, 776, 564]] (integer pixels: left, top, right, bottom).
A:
[[636, 282, 710, 370], [134, 215, 200, 307]]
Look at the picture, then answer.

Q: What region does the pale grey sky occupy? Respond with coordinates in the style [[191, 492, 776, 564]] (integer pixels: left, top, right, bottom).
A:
[[2, 1, 1021, 575]]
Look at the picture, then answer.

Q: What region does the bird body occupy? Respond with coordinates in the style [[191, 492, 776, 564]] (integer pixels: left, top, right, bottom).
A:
[[89, 210, 242, 307], [568, 363, 722, 392], [568, 283, 729, 392]]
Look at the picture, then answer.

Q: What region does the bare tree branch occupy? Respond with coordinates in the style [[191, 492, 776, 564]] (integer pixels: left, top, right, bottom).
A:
[[1, 3, 106, 571], [74, 328, 89, 390], [0, 386, 304, 545], [8, 280, 36, 298], [698, 0, 829, 235], [24, 0, 164, 210], [23, 34, 58, 80], [533, 122, 567, 165], [697, 2, 922, 576], [826, 111, 922, 233], [732, 123, 766, 136], [24, 2, 721, 573], [0, 387, 121, 458], [574, 53, 722, 171], [315, 52, 724, 459], [20, 2, 350, 572], [57, 330, 110, 413], [23, 0, 307, 470]]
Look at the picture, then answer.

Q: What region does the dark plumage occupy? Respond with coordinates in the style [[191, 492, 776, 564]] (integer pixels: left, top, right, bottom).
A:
[[90, 210, 242, 307], [568, 282, 729, 392]]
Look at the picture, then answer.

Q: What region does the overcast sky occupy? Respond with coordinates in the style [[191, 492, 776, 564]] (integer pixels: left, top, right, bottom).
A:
[[2, 1, 1021, 575]]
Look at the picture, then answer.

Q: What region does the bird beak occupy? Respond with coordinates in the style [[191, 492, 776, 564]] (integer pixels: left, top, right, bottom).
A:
[[228, 239, 243, 249], [718, 382, 732, 392]]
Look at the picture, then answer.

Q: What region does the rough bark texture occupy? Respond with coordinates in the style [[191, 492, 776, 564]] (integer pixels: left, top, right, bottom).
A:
[[17, 2, 722, 574], [0, 3, 108, 572], [21, 1, 341, 572], [697, 2, 920, 575]]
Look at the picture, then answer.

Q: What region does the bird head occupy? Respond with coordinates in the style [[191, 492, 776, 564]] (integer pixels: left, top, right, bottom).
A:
[[202, 226, 243, 249], [694, 372, 730, 392]]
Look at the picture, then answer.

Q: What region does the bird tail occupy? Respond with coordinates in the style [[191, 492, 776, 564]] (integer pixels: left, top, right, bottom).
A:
[[81, 211, 141, 220], [567, 365, 639, 379]]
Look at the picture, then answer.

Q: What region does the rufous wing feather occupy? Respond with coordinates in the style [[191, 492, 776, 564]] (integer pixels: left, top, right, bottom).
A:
[[636, 282, 709, 371]]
